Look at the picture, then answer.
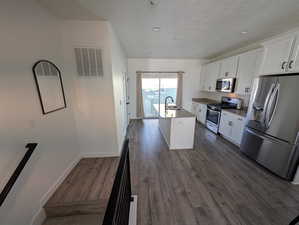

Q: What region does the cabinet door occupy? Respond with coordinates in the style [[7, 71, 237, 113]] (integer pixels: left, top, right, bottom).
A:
[[199, 65, 207, 91], [191, 102, 199, 115], [219, 111, 232, 137], [288, 34, 299, 73], [205, 61, 220, 91], [219, 56, 238, 78], [260, 35, 295, 75], [231, 116, 245, 145], [235, 49, 263, 95], [200, 104, 207, 124]]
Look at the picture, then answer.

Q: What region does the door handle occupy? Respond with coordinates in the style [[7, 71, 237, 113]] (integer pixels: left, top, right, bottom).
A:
[[281, 61, 287, 70], [253, 105, 263, 111], [245, 127, 287, 144], [289, 60, 294, 70], [263, 83, 276, 125], [265, 83, 280, 129]]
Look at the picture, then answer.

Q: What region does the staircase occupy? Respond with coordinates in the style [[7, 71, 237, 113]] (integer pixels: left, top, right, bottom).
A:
[[42, 157, 119, 225]]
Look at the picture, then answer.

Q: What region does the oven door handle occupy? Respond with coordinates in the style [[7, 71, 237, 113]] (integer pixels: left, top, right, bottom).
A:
[[207, 108, 221, 113]]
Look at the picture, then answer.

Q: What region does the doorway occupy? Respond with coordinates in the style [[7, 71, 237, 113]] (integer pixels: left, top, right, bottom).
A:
[[141, 75, 178, 118]]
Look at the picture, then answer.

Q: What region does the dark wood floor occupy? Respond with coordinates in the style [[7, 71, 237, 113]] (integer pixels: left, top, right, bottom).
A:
[[127, 119, 299, 225], [44, 157, 119, 218]]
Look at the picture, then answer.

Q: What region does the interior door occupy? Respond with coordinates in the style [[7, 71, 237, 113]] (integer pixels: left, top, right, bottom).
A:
[[260, 35, 295, 75]]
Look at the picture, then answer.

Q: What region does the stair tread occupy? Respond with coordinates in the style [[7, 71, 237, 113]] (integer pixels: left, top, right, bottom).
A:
[[44, 157, 119, 217], [42, 214, 103, 225]]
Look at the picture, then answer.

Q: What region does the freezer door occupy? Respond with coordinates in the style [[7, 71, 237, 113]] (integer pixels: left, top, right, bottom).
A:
[[241, 127, 299, 180], [246, 75, 299, 144]]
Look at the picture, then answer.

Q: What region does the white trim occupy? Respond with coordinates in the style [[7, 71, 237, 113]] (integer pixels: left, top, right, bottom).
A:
[[129, 195, 138, 225], [31, 154, 81, 225], [30, 208, 46, 225], [81, 152, 120, 158], [30, 151, 121, 225], [40, 154, 82, 206]]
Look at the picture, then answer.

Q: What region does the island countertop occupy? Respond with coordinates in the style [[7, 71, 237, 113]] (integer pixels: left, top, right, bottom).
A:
[[159, 108, 195, 118]]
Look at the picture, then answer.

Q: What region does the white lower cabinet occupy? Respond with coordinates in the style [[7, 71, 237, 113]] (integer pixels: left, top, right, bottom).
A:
[[197, 103, 207, 124], [191, 102, 199, 115], [219, 111, 245, 146]]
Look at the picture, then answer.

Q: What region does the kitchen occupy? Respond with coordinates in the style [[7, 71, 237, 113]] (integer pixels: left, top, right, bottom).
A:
[[191, 30, 299, 182], [4, 1, 299, 225]]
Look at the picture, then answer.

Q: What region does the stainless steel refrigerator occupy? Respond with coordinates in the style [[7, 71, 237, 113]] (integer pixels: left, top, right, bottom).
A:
[[241, 74, 299, 181]]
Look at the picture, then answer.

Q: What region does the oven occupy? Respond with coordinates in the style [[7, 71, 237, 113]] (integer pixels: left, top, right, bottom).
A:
[[216, 78, 236, 93], [206, 107, 221, 134]]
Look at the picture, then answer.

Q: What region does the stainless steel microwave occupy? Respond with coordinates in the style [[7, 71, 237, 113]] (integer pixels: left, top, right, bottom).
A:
[[216, 78, 236, 93]]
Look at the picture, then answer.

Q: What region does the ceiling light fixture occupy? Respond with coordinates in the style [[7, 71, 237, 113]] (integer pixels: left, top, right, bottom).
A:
[[152, 26, 161, 32], [241, 31, 248, 34]]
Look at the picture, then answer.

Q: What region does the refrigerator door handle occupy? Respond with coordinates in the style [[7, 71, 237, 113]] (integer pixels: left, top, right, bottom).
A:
[[265, 83, 280, 129], [245, 127, 288, 145], [263, 83, 276, 125]]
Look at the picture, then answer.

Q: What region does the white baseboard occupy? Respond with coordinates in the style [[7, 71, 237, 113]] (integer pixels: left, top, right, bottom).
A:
[[31, 154, 81, 225], [30, 151, 121, 225], [31, 208, 46, 225], [40, 154, 82, 206], [81, 152, 120, 158], [129, 195, 137, 225]]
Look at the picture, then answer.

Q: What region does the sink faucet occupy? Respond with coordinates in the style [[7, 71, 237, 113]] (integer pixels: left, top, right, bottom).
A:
[[165, 96, 174, 111]]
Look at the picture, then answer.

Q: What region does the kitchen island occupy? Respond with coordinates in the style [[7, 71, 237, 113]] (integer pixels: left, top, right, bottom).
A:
[[158, 108, 196, 150]]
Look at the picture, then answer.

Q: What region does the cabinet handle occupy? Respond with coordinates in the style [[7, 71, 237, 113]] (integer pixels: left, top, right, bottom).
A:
[[281, 61, 287, 70], [289, 60, 294, 70], [228, 121, 233, 126], [225, 72, 229, 77], [238, 118, 243, 121]]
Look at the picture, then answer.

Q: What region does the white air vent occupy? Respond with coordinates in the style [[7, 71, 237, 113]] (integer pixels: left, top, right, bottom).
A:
[[74, 47, 103, 76]]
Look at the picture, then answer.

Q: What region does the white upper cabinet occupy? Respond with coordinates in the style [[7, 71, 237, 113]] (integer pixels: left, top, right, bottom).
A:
[[235, 49, 263, 95], [260, 34, 296, 75], [218, 56, 239, 78], [200, 61, 220, 92], [199, 65, 207, 91]]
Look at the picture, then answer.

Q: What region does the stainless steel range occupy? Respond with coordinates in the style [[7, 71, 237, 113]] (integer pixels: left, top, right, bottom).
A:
[[206, 97, 241, 134]]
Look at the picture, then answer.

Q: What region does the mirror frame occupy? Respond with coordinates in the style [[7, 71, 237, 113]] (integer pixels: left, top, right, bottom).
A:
[[32, 60, 67, 115]]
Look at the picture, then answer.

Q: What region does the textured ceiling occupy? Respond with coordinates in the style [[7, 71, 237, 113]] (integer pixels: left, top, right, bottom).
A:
[[39, 0, 299, 59]]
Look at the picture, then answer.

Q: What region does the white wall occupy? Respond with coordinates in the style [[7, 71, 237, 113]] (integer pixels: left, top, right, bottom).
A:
[[0, 3, 128, 225], [0, 1, 80, 224], [61, 20, 122, 156], [128, 58, 202, 118], [109, 25, 128, 149]]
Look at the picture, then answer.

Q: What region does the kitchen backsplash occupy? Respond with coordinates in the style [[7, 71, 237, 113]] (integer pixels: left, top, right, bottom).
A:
[[198, 91, 251, 108]]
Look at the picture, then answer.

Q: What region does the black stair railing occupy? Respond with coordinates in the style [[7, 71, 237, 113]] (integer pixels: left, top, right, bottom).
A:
[[0, 143, 38, 207], [102, 139, 133, 225], [290, 215, 299, 225]]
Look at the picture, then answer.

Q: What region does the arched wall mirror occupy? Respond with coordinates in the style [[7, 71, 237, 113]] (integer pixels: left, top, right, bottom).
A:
[[32, 60, 67, 114]]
